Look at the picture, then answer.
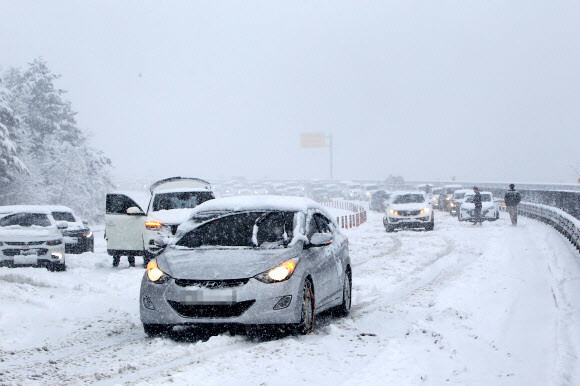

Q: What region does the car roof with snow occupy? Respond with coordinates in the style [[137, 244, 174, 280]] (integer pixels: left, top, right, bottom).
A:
[[0, 205, 56, 214], [452, 189, 473, 195], [390, 191, 427, 197], [189, 195, 329, 216]]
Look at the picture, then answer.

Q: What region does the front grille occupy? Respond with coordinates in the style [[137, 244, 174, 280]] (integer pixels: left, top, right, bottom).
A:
[[175, 278, 250, 289], [398, 210, 421, 217], [63, 230, 84, 237], [168, 300, 255, 318], [2, 248, 48, 256], [5, 241, 44, 246]]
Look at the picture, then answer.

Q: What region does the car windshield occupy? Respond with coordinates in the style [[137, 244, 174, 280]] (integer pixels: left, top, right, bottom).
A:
[[0, 213, 51, 227], [52, 211, 76, 222], [465, 194, 492, 203], [152, 191, 214, 211], [392, 194, 425, 204], [176, 211, 297, 249]]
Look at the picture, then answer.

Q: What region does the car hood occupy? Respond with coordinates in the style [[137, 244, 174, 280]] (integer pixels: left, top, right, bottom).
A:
[[0, 227, 61, 241], [158, 244, 302, 280], [388, 203, 429, 211], [148, 209, 196, 225]]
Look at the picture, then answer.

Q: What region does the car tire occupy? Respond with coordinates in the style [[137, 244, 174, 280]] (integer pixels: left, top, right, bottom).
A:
[[385, 224, 395, 233], [425, 219, 434, 231], [143, 323, 172, 337], [334, 271, 352, 317], [47, 262, 66, 272], [295, 279, 315, 335]]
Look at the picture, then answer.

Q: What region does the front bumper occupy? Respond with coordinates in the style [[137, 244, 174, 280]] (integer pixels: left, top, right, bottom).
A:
[[459, 209, 498, 221], [384, 214, 432, 228], [0, 244, 65, 267], [140, 274, 304, 326]]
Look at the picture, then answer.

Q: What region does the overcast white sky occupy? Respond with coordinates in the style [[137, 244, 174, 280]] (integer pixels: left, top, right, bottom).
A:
[[2, 1, 579, 184]]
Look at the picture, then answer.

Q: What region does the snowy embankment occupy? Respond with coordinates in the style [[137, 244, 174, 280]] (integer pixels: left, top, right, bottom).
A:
[[0, 211, 578, 384]]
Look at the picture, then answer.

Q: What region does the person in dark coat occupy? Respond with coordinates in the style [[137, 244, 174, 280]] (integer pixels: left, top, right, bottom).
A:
[[472, 186, 483, 225], [504, 184, 522, 225]]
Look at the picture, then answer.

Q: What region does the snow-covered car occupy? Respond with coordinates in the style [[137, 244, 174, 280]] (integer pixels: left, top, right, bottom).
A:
[[383, 191, 434, 232], [362, 184, 380, 200], [139, 196, 352, 337], [458, 192, 500, 222], [0, 207, 67, 271], [448, 189, 472, 217], [105, 177, 215, 265], [431, 187, 442, 208], [46, 205, 94, 253]]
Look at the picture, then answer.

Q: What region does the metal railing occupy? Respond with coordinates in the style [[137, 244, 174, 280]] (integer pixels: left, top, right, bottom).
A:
[[500, 202, 580, 252]]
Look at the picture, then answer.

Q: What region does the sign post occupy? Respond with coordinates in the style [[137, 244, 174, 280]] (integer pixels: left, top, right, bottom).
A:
[[300, 132, 333, 180]]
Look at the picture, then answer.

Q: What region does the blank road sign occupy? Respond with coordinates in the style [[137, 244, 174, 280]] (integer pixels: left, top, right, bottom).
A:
[[300, 132, 326, 148]]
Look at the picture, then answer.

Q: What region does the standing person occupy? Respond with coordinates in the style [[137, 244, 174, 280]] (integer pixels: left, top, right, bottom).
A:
[[472, 186, 483, 225], [504, 184, 522, 226]]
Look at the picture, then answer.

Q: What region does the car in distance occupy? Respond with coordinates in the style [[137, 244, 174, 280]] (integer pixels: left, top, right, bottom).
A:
[[431, 187, 442, 208], [0, 206, 67, 271], [437, 185, 463, 211], [369, 190, 391, 212], [448, 189, 471, 217], [47, 205, 94, 253], [458, 191, 499, 222], [139, 196, 352, 336], [383, 191, 434, 232]]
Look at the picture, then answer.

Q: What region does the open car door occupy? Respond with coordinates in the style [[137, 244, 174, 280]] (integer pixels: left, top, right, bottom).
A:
[[105, 193, 147, 256]]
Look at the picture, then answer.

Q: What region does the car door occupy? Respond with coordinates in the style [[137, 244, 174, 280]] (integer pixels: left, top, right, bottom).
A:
[[105, 194, 145, 253], [315, 213, 344, 303]]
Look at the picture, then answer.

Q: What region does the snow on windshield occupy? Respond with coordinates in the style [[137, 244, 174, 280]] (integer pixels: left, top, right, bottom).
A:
[[0, 213, 51, 227], [393, 194, 425, 204], [176, 211, 296, 249], [465, 194, 493, 203]]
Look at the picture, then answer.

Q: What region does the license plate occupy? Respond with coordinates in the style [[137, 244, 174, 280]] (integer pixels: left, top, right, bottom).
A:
[[21, 249, 37, 255], [182, 289, 237, 304], [14, 254, 38, 265]]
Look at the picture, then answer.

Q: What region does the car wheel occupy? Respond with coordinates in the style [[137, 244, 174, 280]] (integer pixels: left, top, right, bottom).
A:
[[385, 224, 395, 233], [143, 323, 172, 337], [334, 271, 352, 317], [295, 279, 315, 335], [425, 220, 434, 231], [47, 262, 66, 272]]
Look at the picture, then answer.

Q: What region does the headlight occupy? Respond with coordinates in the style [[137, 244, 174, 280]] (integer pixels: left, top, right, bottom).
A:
[[51, 252, 63, 260], [46, 239, 62, 246], [145, 221, 163, 230], [420, 207, 430, 215], [146, 260, 170, 283], [450, 203, 456, 207], [83, 230, 93, 238], [254, 260, 297, 283], [389, 209, 398, 215], [446, 196, 451, 200]]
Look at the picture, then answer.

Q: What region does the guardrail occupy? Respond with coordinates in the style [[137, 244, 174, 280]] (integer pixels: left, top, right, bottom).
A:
[[500, 202, 580, 252], [323, 201, 367, 229]]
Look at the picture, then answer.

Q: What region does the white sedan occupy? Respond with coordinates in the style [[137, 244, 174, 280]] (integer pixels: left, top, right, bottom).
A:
[[459, 192, 500, 222]]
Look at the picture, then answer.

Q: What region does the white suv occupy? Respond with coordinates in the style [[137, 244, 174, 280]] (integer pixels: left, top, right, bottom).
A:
[[105, 177, 215, 265], [0, 206, 67, 271], [383, 191, 434, 232]]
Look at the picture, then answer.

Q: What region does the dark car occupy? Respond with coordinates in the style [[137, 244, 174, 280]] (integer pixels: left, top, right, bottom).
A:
[[49, 206, 94, 253], [370, 190, 391, 212]]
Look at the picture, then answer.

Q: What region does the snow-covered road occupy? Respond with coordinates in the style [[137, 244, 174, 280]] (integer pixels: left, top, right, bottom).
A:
[[1, 210, 579, 385]]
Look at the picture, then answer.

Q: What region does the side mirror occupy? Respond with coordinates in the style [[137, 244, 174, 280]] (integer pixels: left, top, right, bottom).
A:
[[309, 232, 333, 247], [56, 221, 69, 230], [82, 219, 89, 225], [126, 207, 144, 215]]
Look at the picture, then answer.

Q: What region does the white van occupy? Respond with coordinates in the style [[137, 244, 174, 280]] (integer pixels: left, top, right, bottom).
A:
[[105, 177, 214, 265]]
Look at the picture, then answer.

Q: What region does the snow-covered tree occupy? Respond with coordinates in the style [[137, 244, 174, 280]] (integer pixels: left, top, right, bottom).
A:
[[1, 59, 113, 221], [0, 81, 26, 185]]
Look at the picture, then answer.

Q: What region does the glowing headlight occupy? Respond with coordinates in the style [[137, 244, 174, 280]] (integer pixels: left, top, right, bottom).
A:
[[420, 207, 430, 215], [254, 260, 298, 283], [145, 221, 163, 230], [147, 260, 170, 283], [51, 252, 63, 260], [84, 230, 93, 238], [389, 209, 398, 215]]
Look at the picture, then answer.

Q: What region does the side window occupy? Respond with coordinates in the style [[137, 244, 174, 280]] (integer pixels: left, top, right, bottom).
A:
[[313, 213, 333, 234], [106, 195, 141, 214]]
